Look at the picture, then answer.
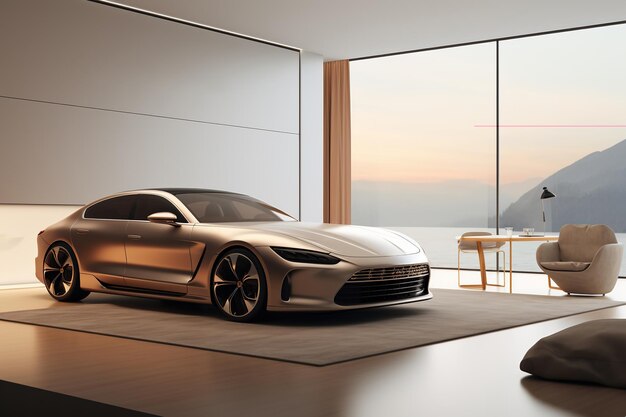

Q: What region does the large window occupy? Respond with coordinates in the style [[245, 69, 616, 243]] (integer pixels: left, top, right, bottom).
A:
[[351, 23, 626, 275], [351, 43, 496, 269], [499, 24, 626, 274]]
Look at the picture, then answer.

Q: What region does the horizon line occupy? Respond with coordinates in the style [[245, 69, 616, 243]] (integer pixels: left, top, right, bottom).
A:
[[475, 124, 626, 128]]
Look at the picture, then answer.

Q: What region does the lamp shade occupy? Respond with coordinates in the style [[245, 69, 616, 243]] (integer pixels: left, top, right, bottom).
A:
[[540, 186, 556, 199]]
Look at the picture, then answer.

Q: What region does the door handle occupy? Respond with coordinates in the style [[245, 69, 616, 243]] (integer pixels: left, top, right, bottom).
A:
[[128, 234, 142, 240], [76, 228, 90, 235]]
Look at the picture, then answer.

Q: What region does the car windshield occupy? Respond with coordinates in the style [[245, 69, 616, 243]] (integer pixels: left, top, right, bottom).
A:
[[175, 192, 296, 223]]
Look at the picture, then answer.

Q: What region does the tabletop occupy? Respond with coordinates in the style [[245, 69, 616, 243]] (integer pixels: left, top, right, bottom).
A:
[[457, 234, 559, 242]]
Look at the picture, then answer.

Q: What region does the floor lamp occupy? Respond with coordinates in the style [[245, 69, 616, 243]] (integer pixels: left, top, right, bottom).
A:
[[540, 186, 556, 235]]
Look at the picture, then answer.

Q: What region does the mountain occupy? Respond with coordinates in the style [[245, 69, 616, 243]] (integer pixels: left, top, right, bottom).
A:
[[500, 177, 543, 210], [500, 139, 626, 233]]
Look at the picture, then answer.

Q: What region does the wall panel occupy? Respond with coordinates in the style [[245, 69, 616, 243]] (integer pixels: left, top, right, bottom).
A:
[[0, 98, 299, 215], [0, 0, 300, 207], [0, 0, 299, 134]]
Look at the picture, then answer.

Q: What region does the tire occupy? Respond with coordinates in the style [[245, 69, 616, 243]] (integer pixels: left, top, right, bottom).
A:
[[210, 247, 267, 322], [43, 243, 90, 302]]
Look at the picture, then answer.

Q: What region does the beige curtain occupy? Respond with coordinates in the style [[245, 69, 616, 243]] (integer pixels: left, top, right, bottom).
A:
[[323, 60, 351, 224]]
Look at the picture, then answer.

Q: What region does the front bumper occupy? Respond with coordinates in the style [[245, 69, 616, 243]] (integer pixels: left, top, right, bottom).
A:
[[256, 247, 431, 311]]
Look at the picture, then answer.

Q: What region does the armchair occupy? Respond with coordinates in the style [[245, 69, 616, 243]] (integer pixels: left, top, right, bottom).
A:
[[536, 224, 623, 295]]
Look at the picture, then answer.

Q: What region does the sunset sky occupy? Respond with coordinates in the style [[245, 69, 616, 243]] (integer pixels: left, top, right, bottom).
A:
[[351, 23, 626, 186]]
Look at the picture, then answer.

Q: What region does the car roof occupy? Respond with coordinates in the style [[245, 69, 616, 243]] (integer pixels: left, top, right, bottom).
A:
[[145, 188, 243, 196]]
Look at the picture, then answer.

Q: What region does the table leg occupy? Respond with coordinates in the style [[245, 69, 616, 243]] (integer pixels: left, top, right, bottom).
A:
[[509, 240, 513, 294], [548, 276, 560, 290], [476, 241, 487, 290]]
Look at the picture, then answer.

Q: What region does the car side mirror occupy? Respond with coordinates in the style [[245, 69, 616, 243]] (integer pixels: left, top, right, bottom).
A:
[[147, 212, 180, 227]]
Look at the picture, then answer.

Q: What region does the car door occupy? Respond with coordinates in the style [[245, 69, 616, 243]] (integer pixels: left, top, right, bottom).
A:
[[124, 194, 193, 294], [71, 194, 136, 286]]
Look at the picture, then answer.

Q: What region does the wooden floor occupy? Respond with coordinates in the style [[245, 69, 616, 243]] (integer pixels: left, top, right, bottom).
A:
[[1, 270, 626, 417]]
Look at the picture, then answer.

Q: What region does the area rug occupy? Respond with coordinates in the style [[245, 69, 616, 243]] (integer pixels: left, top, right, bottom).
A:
[[0, 289, 622, 366]]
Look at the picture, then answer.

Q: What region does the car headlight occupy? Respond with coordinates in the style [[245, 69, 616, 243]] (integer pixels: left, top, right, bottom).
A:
[[272, 247, 340, 265]]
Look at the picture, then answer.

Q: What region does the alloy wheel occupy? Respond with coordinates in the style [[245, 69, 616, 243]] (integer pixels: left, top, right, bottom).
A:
[[44, 246, 75, 297], [212, 252, 261, 318]]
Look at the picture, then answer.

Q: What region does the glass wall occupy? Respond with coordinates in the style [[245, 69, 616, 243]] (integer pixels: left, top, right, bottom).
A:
[[351, 43, 496, 269], [499, 24, 626, 274], [351, 23, 626, 275]]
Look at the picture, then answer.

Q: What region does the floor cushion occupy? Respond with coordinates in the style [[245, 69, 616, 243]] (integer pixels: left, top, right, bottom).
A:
[[520, 319, 626, 389]]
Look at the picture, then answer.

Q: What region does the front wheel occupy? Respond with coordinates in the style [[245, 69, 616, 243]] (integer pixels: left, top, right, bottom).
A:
[[43, 243, 90, 302], [211, 248, 267, 322]]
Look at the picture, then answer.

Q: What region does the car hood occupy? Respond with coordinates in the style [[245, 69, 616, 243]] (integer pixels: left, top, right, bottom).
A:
[[244, 222, 420, 257]]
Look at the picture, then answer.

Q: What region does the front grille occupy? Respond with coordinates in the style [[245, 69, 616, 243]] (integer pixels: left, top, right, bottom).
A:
[[335, 263, 430, 306], [349, 263, 429, 282]]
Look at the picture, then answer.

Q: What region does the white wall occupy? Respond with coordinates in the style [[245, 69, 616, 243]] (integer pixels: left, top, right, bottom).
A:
[[0, 0, 324, 285], [0, 97, 299, 214], [0, 206, 80, 286], [300, 51, 325, 222], [0, 0, 300, 209]]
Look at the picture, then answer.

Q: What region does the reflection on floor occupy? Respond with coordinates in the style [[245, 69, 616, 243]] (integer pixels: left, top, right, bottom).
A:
[[0, 269, 625, 417], [438, 267, 626, 299]]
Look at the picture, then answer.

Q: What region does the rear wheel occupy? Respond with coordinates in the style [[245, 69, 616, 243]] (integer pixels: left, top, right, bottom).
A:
[[211, 248, 267, 322], [43, 243, 90, 302]]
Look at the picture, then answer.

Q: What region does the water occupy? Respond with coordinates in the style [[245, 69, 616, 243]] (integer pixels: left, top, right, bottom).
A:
[[3, 220, 624, 285], [388, 226, 626, 276]]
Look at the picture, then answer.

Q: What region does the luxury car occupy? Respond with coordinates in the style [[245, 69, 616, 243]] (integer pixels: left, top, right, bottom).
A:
[[36, 189, 431, 321]]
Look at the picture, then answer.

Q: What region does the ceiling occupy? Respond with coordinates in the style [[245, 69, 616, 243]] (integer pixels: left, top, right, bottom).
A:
[[116, 0, 626, 59]]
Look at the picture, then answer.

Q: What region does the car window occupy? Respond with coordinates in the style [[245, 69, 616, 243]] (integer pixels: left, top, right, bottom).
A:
[[133, 194, 187, 223], [176, 192, 295, 223], [230, 199, 285, 221], [84, 195, 136, 220]]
